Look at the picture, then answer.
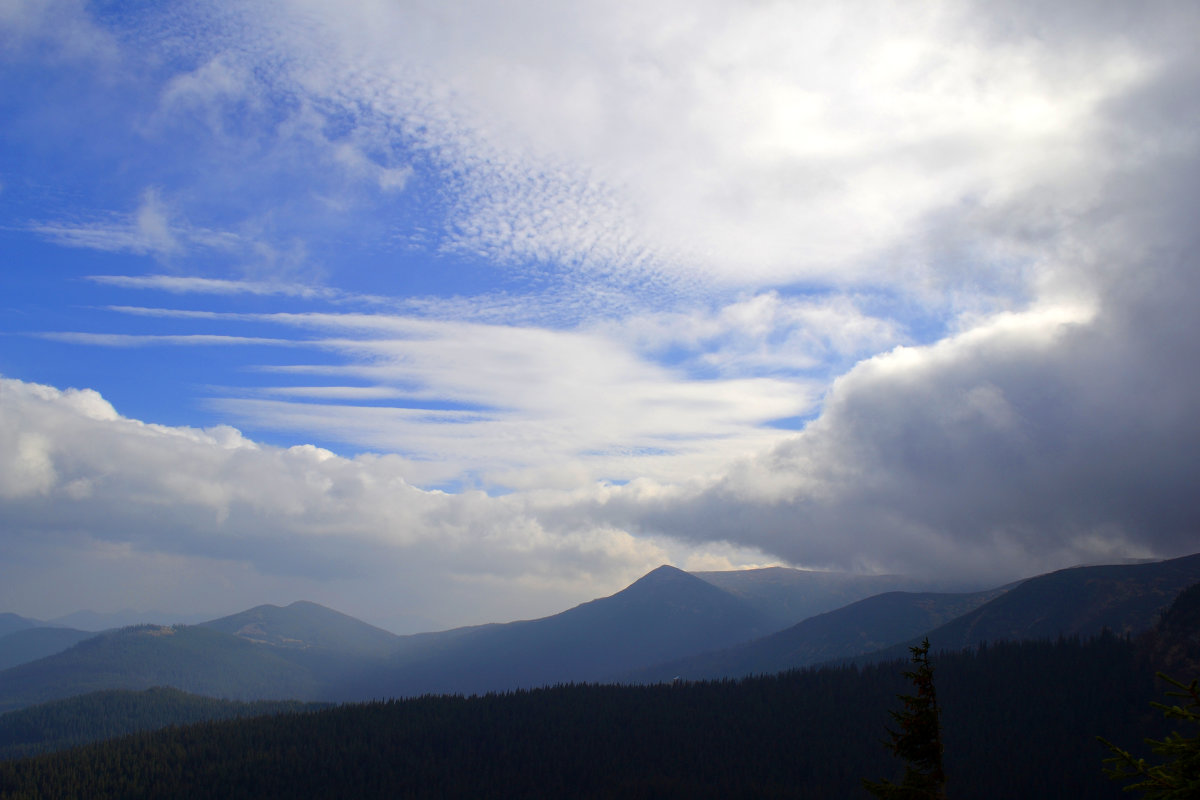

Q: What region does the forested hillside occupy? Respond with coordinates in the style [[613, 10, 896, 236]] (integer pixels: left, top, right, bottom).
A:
[[0, 688, 324, 761], [0, 633, 1174, 799]]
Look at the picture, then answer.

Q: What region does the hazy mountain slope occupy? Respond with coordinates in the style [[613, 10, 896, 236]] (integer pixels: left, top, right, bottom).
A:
[[0, 615, 39, 639], [691, 567, 970, 629], [199, 601, 407, 694], [368, 565, 771, 697], [0, 687, 326, 761], [866, 551, 1200, 662], [0, 627, 94, 671], [201, 601, 401, 657], [0, 569, 771, 707], [45, 610, 213, 631], [0, 625, 320, 713], [626, 587, 1006, 682]]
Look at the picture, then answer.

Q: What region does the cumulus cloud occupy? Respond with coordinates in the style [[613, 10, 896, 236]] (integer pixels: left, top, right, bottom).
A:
[[579, 78, 1200, 583], [0, 377, 677, 629]]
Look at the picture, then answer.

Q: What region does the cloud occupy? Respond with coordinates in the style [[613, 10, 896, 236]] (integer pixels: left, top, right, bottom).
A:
[[203, 0, 1159, 298], [33, 333, 299, 348], [0, 376, 675, 629], [576, 89, 1200, 583], [31, 189, 239, 258], [0, 0, 119, 64], [50, 298, 854, 489]]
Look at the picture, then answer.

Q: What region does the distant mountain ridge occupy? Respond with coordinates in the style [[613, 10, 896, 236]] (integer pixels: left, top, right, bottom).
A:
[[626, 587, 1007, 682], [0, 627, 94, 672], [201, 601, 401, 657], [0, 565, 772, 709], [363, 565, 772, 697], [0, 625, 320, 713], [2, 554, 1197, 713], [861, 551, 1200, 663], [0, 614, 41, 639], [691, 566, 972, 629]]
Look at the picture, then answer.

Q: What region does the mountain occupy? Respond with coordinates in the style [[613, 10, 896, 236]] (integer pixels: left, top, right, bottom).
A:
[[200, 601, 401, 657], [5, 557, 1194, 712], [691, 566, 973, 630], [0, 614, 40, 639], [0, 568, 770, 708], [0, 600, 406, 713], [866, 551, 1200, 662], [626, 587, 1007, 682], [0, 627, 95, 671], [366, 565, 772, 697], [0, 625, 320, 713], [1136, 580, 1200, 673], [47, 609, 214, 630]]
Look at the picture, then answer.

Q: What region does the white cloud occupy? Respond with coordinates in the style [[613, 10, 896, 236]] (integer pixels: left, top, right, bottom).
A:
[[203, 310, 821, 488], [0, 0, 119, 63], [34, 333, 298, 348], [209, 0, 1158, 298], [0, 376, 673, 629], [31, 189, 239, 258], [91, 276, 385, 305], [50, 297, 861, 489]]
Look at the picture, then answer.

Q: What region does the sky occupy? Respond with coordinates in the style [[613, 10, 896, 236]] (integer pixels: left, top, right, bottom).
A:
[[2, 0, 1199, 634]]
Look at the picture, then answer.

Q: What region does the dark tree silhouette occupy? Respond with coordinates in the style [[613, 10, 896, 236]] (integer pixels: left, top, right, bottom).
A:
[[864, 638, 947, 799], [1101, 672, 1200, 798]]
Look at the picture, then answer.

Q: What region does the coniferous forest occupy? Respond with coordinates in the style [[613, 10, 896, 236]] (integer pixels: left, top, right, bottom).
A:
[[0, 633, 1177, 799]]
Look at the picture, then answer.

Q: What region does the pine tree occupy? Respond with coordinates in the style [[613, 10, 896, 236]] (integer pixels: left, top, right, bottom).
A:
[[864, 638, 947, 800], [1100, 672, 1200, 798]]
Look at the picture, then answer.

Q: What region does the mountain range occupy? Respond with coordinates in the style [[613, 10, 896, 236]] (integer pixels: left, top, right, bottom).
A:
[[2, 553, 1198, 714]]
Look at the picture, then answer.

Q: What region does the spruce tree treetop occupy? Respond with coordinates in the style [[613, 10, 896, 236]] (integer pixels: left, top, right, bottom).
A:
[[864, 638, 947, 800], [1101, 672, 1200, 799]]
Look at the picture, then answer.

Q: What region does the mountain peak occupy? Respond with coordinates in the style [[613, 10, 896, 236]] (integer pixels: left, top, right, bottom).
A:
[[200, 602, 399, 656], [636, 564, 689, 581]]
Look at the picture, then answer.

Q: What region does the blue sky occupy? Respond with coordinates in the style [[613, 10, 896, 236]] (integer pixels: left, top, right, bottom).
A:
[[3, 0, 1199, 633]]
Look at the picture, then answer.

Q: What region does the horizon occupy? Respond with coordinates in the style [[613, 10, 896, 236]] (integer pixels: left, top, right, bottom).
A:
[[3, 2, 1199, 634], [2, 551, 1182, 637]]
